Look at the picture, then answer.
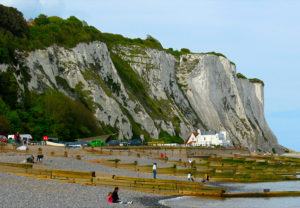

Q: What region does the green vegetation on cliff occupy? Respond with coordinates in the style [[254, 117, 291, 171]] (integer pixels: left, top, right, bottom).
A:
[[157, 130, 184, 144], [0, 89, 101, 141], [0, 62, 101, 141], [249, 78, 265, 86], [0, 4, 163, 64], [237, 73, 247, 79]]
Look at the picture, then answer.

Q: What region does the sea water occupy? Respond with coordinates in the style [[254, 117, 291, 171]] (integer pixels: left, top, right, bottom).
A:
[[160, 181, 300, 208]]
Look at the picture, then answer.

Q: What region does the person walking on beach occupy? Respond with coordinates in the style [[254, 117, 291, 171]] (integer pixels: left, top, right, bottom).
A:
[[153, 163, 157, 179], [188, 159, 193, 168], [112, 187, 132, 204], [187, 172, 194, 181]]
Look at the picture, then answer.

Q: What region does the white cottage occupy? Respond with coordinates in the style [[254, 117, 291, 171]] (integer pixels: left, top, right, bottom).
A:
[[185, 130, 229, 147]]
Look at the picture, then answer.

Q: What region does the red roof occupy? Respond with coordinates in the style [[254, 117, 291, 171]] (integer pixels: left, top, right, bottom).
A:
[[185, 132, 199, 144], [27, 21, 35, 26], [193, 132, 199, 137]]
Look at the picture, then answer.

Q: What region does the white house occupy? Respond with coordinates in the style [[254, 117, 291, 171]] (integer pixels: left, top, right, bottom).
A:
[[185, 129, 229, 147]]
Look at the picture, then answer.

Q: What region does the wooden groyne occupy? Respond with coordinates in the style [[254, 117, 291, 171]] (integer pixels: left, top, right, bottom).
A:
[[0, 161, 225, 197], [1, 162, 300, 198], [0, 162, 94, 182], [222, 191, 300, 198]]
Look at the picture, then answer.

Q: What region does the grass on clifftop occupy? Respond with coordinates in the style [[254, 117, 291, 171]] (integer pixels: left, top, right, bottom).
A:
[[236, 73, 265, 86], [249, 78, 265, 86], [237, 73, 247, 79]]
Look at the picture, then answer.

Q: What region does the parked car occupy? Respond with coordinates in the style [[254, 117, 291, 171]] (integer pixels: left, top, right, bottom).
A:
[[80, 142, 91, 147], [107, 140, 120, 146], [0, 135, 7, 143], [65, 142, 81, 148], [128, 139, 142, 146], [120, 141, 128, 146], [90, 140, 106, 147]]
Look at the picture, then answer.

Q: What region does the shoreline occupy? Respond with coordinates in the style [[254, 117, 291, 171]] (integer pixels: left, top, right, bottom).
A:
[[158, 196, 189, 207]]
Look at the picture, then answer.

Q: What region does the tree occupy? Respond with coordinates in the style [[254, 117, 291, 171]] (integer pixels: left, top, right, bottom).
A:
[[0, 114, 11, 135], [181, 48, 190, 53], [34, 14, 49, 26], [0, 70, 19, 109], [0, 4, 28, 36]]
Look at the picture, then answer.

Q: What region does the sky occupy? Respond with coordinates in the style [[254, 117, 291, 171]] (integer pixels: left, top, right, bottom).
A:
[[1, 0, 300, 151]]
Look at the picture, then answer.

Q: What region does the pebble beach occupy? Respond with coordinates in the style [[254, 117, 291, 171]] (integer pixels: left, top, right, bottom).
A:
[[0, 172, 171, 208], [0, 151, 181, 208]]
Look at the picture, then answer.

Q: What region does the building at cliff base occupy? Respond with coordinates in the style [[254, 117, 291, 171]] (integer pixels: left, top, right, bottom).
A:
[[185, 130, 229, 147]]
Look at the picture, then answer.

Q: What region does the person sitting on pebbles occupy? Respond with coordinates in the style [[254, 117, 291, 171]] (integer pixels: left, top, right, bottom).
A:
[[201, 174, 210, 183], [26, 155, 35, 164], [107, 192, 113, 203], [111, 187, 133, 204]]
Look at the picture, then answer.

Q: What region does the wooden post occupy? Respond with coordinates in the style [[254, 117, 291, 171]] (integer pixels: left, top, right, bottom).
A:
[[76, 155, 81, 160], [173, 164, 177, 176], [38, 147, 42, 155], [134, 160, 138, 171], [51, 151, 55, 156], [114, 160, 119, 168], [64, 151, 68, 157]]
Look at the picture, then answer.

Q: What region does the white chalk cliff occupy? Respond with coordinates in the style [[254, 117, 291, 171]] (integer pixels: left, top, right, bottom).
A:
[[2, 41, 282, 152]]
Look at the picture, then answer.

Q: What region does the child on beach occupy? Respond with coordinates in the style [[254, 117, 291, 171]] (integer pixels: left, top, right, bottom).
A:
[[107, 192, 113, 203]]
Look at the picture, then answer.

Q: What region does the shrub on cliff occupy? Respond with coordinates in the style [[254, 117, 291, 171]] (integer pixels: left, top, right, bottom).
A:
[[237, 73, 247, 79], [249, 78, 265, 86], [181, 48, 191, 53]]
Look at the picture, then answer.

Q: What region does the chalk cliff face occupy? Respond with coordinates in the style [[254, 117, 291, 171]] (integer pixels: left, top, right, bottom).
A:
[[2, 41, 281, 152]]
